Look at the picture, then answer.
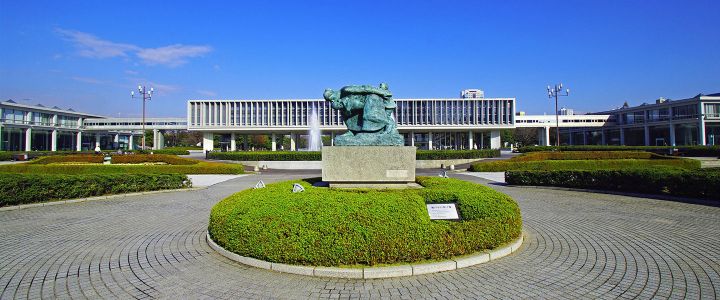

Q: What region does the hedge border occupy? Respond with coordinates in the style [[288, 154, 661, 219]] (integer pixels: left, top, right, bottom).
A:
[[517, 145, 720, 157], [207, 231, 525, 279], [505, 169, 720, 200], [208, 149, 500, 162]]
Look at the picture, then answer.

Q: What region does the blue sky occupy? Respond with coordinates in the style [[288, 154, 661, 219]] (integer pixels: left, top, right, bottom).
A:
[[1, 0, 718, 118]]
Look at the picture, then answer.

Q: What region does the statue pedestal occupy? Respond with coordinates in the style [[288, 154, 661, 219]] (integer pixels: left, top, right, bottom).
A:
[[322, 146, 416, 188]]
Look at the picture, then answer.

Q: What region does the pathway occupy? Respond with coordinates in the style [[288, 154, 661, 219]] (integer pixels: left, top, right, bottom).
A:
[[0, 170, 718, 299]]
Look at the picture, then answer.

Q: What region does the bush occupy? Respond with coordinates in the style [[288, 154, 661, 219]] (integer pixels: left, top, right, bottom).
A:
[[0, 173, 190, 206], [415, 149, 499, 160], [0, 162, 243, 175], [28, 154, 197, 165], [132, 149, 190, 155], [209, 151, 322, 161], [517, 145, 720, 157], [208, 177, 522, 267], [506, 169, 720, 200], [0, 152, 13, 161], [209, 149, 500, 161], [510, 151, 670, 162], [469, 159, 699, 172]]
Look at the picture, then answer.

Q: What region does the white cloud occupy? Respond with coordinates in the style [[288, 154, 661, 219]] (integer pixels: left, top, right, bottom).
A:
[[196, 90, 217, 97], [136, 44, 213, 67], [56, 29, 139, 58], [56, 28, 212, 67]]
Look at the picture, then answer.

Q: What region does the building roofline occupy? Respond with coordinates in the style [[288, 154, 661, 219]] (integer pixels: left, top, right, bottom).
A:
[[1, 101, 106, 118]]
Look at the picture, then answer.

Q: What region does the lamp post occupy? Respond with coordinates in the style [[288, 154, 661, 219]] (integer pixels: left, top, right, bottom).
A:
[[131, 85, 154, 149], [547, 83, 570, 147]]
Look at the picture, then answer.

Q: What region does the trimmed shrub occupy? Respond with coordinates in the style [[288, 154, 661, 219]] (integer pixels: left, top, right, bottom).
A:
[[0, 152, 14, 161], [28, 154, 197, 165], [0, 173, 190, 206], [510, 151, 670, 162], [208, 176, 522, 267], [209, 149, 500, 162], [517, 145, 720, 157], [132, 149, 190, 155], [469, 159, 700, 172], [415, 149, 499, 160], [0, 161, 243, 175], [209, 151, 322, 161], [506, 169, 719, 200]]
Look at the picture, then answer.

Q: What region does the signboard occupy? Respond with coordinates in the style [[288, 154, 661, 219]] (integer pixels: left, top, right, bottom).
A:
[[426, 203, 460, 220]]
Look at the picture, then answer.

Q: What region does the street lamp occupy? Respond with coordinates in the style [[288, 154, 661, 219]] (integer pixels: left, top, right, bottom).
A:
[[547, 83, 570, 147], [131, 85, 154, 149]]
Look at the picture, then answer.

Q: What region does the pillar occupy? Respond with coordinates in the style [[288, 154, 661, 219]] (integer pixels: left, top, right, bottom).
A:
[[95, 134, 100, 149], [203, 132, 214, 152], [644, 125, 651, 146], [410, 131, 415, 147], [0, 125, 3, 151], [537, 127, 549, 146], [669, 124, 676, 146], [114, 134, 119, 150], [468, 131, 474, 150], [620, 128, 625, 145], [490, 130, 502, 149], [76, 132, 82, 151], [271, 133, 277, 151], [600, 130, 606, 145], [582, 131, 588, 145], [480, 132, 484, 149], [51, 130, 58, 151], [290, 133, 296, 151], [152, 129, 159, 150], [428, 132, 433, 150], [544, 126, 551, 146], [699, 118, 706, 145], [230, 133, 237, 151], [490, 130, 501, 149], [25, 128, 32, 151], [330, 132, 335, 147], [569, 131, 574, 145], [128, 134, 134, 150]]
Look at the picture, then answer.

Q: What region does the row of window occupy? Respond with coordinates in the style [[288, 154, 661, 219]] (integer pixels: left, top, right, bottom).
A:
[[1, 109, 79, 127], [614, 103, 717, 124], [189, 99, 516, 127]]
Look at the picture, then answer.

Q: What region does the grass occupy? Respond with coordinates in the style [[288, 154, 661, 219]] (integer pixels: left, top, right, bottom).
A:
[[208, 176, 522, 267]]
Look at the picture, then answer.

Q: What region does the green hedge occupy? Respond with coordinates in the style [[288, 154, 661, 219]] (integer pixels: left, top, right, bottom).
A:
[[0, 173, 190, 206], [208, 149, 500, 162], [517, 145, 720, 157], [132, 149, 190, 155], [28, 154, 198, 165], [208, 151, 322, 161], [209, 176, 522, 266], [415, 149, 499, 160], [0, 162, 244, 175], [469, 159, 700, 172], [511, 151, 671, 162], [506, 169, 720, 200]]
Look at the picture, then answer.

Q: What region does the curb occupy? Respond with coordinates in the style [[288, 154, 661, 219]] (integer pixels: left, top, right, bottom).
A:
[[206, 230, 526, 279], [0, 187, 206, 212]]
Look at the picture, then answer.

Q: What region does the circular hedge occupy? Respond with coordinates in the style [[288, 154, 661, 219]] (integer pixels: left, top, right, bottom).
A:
[[208, 176, 522, 267]]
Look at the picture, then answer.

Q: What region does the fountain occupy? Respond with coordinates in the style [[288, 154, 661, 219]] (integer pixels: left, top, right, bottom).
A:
[[307, 104, 322, 151]]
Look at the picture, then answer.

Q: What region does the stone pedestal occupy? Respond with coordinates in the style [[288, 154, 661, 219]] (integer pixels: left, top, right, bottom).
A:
[[322, 146, 416, 188]]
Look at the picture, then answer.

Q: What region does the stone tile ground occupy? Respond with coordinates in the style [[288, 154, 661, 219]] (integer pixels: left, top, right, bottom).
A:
[[0, 170, 718, 299]]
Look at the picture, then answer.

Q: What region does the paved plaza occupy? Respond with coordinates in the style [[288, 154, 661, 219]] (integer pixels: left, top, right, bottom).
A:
[[0, 170, 718, 299]]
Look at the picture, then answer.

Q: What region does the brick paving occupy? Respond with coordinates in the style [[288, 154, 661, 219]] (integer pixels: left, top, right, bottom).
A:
[[0, 170, 718, 299]]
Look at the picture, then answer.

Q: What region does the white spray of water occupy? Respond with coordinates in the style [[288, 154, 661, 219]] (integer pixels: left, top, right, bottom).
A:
[[308, 104, 322, 151]]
